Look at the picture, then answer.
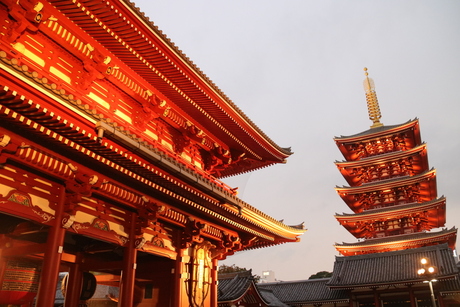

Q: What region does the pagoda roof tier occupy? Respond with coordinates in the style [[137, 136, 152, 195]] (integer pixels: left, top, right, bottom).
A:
[[335, 169, 437, 213], [334, 119, 421, 161], [0, 81, 305, 251], [335, 197, 446, 238], [327, 244, 459, 289], [34, 0, 291, 178], [335, 144, 429, 186], [334, 227, 457, 256]]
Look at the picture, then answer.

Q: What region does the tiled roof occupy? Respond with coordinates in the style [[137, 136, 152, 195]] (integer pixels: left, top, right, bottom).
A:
[[327, 244, 459, 288], [258, 288, 291, 307], [440, 277, 460, 296], [257, 278, 348, 305], [334, 119, 417, 139], [218, 270, 254, 302]]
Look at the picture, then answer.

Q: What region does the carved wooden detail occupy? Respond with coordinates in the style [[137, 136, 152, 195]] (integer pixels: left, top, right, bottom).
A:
[[353, 183, 421, 212], [0, 0, 49, 44], [347, 133, 408, 160], [181, 218, 206, 249]]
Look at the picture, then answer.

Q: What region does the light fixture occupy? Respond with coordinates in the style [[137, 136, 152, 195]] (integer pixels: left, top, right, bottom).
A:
[[417, 257, 437, 307]]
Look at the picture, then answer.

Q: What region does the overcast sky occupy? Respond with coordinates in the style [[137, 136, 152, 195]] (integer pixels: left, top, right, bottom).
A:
[[135, 0, 460, 281]]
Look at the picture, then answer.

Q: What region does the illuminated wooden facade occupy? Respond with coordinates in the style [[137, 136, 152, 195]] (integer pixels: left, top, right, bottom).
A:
[[333, 68, 457, 256], [0, 1, 305, 306]]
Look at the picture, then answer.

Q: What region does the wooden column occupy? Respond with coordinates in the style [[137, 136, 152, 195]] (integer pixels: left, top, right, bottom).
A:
[[172, 250, 186, 307], [437, 292, 444, 307], [36, 186, 66, 307], [64, 253, 83, 307], [210, 258, 218, 307], [408, 286, 417, 307], [373, 288, 381, 307], [118, 212, 137, 307]]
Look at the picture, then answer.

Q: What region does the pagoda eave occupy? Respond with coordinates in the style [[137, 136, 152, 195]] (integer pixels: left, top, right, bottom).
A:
[[334, 227, 457, 256], [335, 144, 429, 186], [334, 119, 420, 145], [336, 169, 438, 213]]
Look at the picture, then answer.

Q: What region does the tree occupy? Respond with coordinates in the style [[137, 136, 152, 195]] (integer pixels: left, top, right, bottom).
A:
[[218, 264, 261, 283], [218, 264, 248, 274], [308, 271, 332, 279]]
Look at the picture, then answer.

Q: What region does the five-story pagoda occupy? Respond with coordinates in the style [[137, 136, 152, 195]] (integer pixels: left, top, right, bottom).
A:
[[333, 68, 457, 256]]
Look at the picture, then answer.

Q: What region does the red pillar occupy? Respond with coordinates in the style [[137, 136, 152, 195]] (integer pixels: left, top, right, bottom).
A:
[[172, 250, 185, 307], [64, 253, 83, 307], [118, 212, 137, 307], [210, 258, 218, 307], [35, 186, 66, 307]]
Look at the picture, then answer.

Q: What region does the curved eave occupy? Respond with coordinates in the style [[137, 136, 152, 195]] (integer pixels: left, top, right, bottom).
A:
[[335, 200, 446, 239], [0, 76, 304, 246], [334, 119, 420, 143], [334, 227, 457, 253], [335, 144, 429, 186], [335, 196, 446, 221], [335, 169, 437, 212], [47, 0, 291, 164], [334, 119, 421, 161]]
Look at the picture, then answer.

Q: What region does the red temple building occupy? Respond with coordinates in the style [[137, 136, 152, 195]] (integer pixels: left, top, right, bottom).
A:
[[0, 1, 305, 306]]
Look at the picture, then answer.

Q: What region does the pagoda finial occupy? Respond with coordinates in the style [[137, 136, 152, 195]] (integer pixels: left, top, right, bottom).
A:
[[363, 67, 383, 128]]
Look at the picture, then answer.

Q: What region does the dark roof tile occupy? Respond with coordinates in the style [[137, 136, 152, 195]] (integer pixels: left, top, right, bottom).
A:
[[258, 278, 348, 304], [218, 270, 254, 302], [327, 244, 459, 288]]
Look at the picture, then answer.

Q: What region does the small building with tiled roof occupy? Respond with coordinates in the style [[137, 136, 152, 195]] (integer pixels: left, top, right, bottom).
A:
[[328, 238, 460, 305], [218, 270, 273, 307], [257, 278, 349, 307]]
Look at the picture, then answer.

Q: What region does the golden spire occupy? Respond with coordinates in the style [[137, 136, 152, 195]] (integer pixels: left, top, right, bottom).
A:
[[363, 67, 383, 128]]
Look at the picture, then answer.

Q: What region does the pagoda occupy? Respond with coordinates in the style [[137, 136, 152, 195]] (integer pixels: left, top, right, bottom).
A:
[[333, 68, 457, 256]]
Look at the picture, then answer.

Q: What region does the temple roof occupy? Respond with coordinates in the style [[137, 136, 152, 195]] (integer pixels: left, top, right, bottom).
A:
[[45, 0, 292, 177], [327, 243, 459, 288], [0, 85, 305, 249], [257, 278, 349, 305], [0, 0, 307, 249]]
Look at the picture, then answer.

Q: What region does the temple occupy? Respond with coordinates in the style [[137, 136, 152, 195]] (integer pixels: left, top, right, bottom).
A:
[[333, 68, 457, 256], [0, 0, 305, 306]]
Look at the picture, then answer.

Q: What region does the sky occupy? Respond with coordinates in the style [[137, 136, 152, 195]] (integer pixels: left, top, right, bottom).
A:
[[134, 0, 460, 281]]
